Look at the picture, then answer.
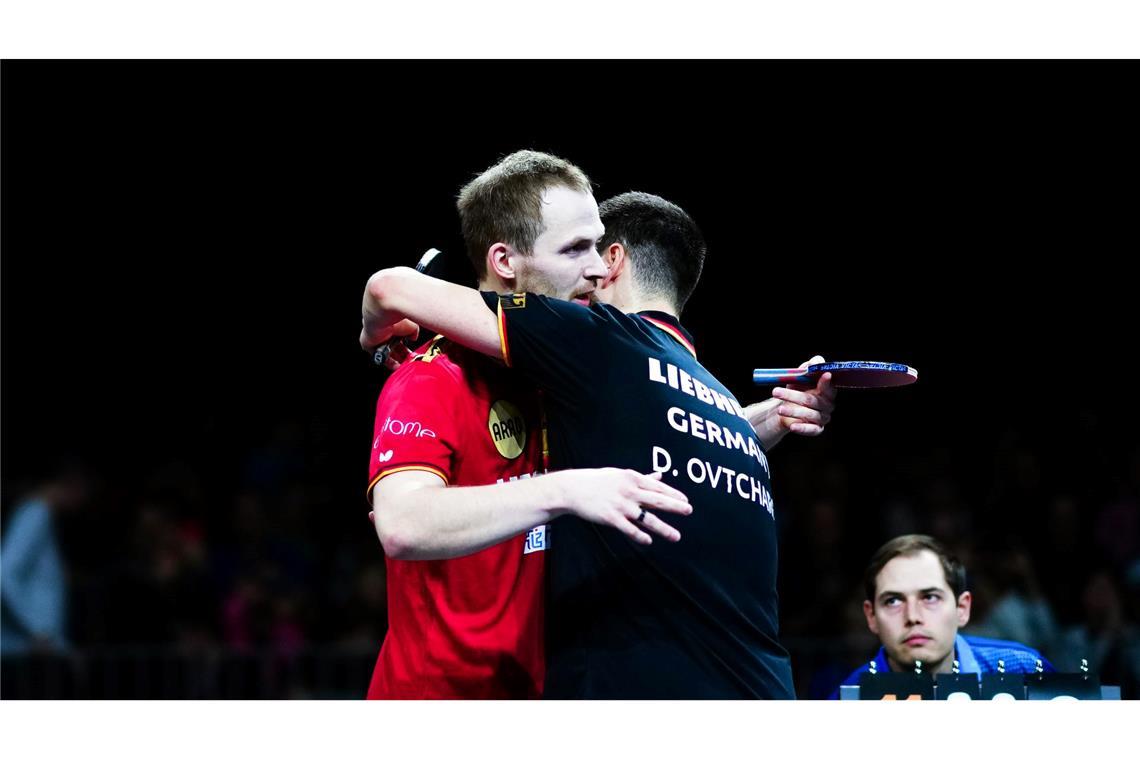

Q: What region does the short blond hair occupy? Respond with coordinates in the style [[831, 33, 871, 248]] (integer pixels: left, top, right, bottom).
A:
[[457, 150, 592, 280]]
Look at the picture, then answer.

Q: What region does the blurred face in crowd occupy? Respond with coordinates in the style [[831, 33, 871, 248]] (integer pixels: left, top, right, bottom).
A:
[[863, 549, 972, 674]]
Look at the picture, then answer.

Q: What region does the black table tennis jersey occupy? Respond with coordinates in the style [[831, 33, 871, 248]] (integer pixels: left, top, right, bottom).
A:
[[483, 292, 795, 699]]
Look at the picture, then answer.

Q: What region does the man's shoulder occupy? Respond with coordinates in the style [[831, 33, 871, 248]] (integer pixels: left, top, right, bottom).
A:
[[385, 336, 535, 403], [840, 661, 873, 686], [962, 634, 1043, 654], [4, 499, 51, 532], [832, 649, 888, 697], [391, 337, 478, 383], [510, 292, 629, 326], [962, 635, 1048, 671], [372, 340, 470, 410]]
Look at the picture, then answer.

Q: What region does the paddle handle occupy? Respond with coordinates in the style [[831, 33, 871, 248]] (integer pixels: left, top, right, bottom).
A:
[[752, 368, 820, 386]]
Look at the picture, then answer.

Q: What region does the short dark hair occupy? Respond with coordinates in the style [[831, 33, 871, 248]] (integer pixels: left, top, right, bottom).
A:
[[456, 150, 593, 280], [596, 191, 706, 311], [862, 534, 967, 602]]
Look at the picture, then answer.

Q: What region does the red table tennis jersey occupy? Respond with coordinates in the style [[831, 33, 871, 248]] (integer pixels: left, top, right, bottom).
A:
[[365, 337, 547, 699]]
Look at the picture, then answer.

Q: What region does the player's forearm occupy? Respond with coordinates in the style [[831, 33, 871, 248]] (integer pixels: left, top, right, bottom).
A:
[[744, 399, 789, 450], [375, 473, 575, 561], [365, 267, 501, 359]]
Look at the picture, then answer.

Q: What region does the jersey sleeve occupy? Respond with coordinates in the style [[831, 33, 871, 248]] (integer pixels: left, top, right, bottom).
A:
[[480, 291, 616, 409], [365, 360, 462, 504]]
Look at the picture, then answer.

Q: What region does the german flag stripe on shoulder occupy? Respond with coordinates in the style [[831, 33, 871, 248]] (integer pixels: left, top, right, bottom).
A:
[[497, 298, 511, 367], [640, 316, 697, 358]]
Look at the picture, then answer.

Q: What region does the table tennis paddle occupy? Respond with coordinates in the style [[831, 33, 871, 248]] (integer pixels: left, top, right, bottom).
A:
[[752, 361, 918, 389]]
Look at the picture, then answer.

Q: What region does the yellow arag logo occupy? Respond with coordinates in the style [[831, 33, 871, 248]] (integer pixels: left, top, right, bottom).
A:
[[488, 400, 527, 459]]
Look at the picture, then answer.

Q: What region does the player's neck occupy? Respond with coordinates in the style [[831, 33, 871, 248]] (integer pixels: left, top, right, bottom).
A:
[[621, 295, 679, 319], [480, 275, 510, 294]]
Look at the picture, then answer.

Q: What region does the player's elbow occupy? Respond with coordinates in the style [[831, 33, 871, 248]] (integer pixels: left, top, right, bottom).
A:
[[372, 500, 427, 560], [371, 476, 443, 560], [366, 267, 413, 311], [374, 514, 415, 560], [376, 527, 414, 560]]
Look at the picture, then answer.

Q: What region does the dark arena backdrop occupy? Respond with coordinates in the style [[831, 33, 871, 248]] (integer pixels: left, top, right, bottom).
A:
[[2, 62, 1137, 699]]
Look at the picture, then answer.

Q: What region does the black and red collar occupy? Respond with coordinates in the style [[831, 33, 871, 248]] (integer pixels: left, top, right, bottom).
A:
[[637, 311, 696, 358]]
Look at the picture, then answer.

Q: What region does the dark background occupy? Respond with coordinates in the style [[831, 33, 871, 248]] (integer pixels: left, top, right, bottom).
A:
[[2, 62, 1138, 698]]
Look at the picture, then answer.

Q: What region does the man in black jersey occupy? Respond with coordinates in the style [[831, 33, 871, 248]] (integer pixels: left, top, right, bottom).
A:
[[360, 192, 836, 697]]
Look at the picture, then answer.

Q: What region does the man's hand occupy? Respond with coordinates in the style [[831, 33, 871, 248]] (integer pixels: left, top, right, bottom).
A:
[[359, 268, 424, 369], [745, 355, 838, 449], [361, 317, 420, 371], [553, 468, 691, 546], [368, 467, 691, 560], [771, 355, 836, 437], [360, 316, 420, 355]]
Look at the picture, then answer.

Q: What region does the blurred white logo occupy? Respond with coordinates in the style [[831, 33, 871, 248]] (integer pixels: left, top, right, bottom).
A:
[[377, 450, 394, 462], [382, 417, 436, 438]]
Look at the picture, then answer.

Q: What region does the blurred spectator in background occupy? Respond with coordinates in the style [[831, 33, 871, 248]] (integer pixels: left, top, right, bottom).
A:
[[1093, 447, 1140, 576], [132, 499, 215, 646], [337, 564, 388, 648], [781, 497, 852, 637], [1034, 495, 1094, 626], [1054, 569, 1140, 698], [1, 460, 92, 654], [803, 581, 880, 699], [968, 539, 1061, 657]]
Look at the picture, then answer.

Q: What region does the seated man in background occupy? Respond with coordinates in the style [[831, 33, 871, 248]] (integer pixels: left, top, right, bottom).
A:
[[833, 534, 1053, 697]]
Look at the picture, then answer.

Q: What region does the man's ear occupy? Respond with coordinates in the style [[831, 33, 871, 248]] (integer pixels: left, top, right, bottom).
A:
[[956, 591, 972, 628], [602, 242, 626, 288], [863, 599, 879, 636], [487, 243, 520, 282]]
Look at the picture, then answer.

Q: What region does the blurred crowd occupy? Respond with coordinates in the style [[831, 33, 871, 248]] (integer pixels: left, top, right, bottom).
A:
[[3, 410, 1138, 699]]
